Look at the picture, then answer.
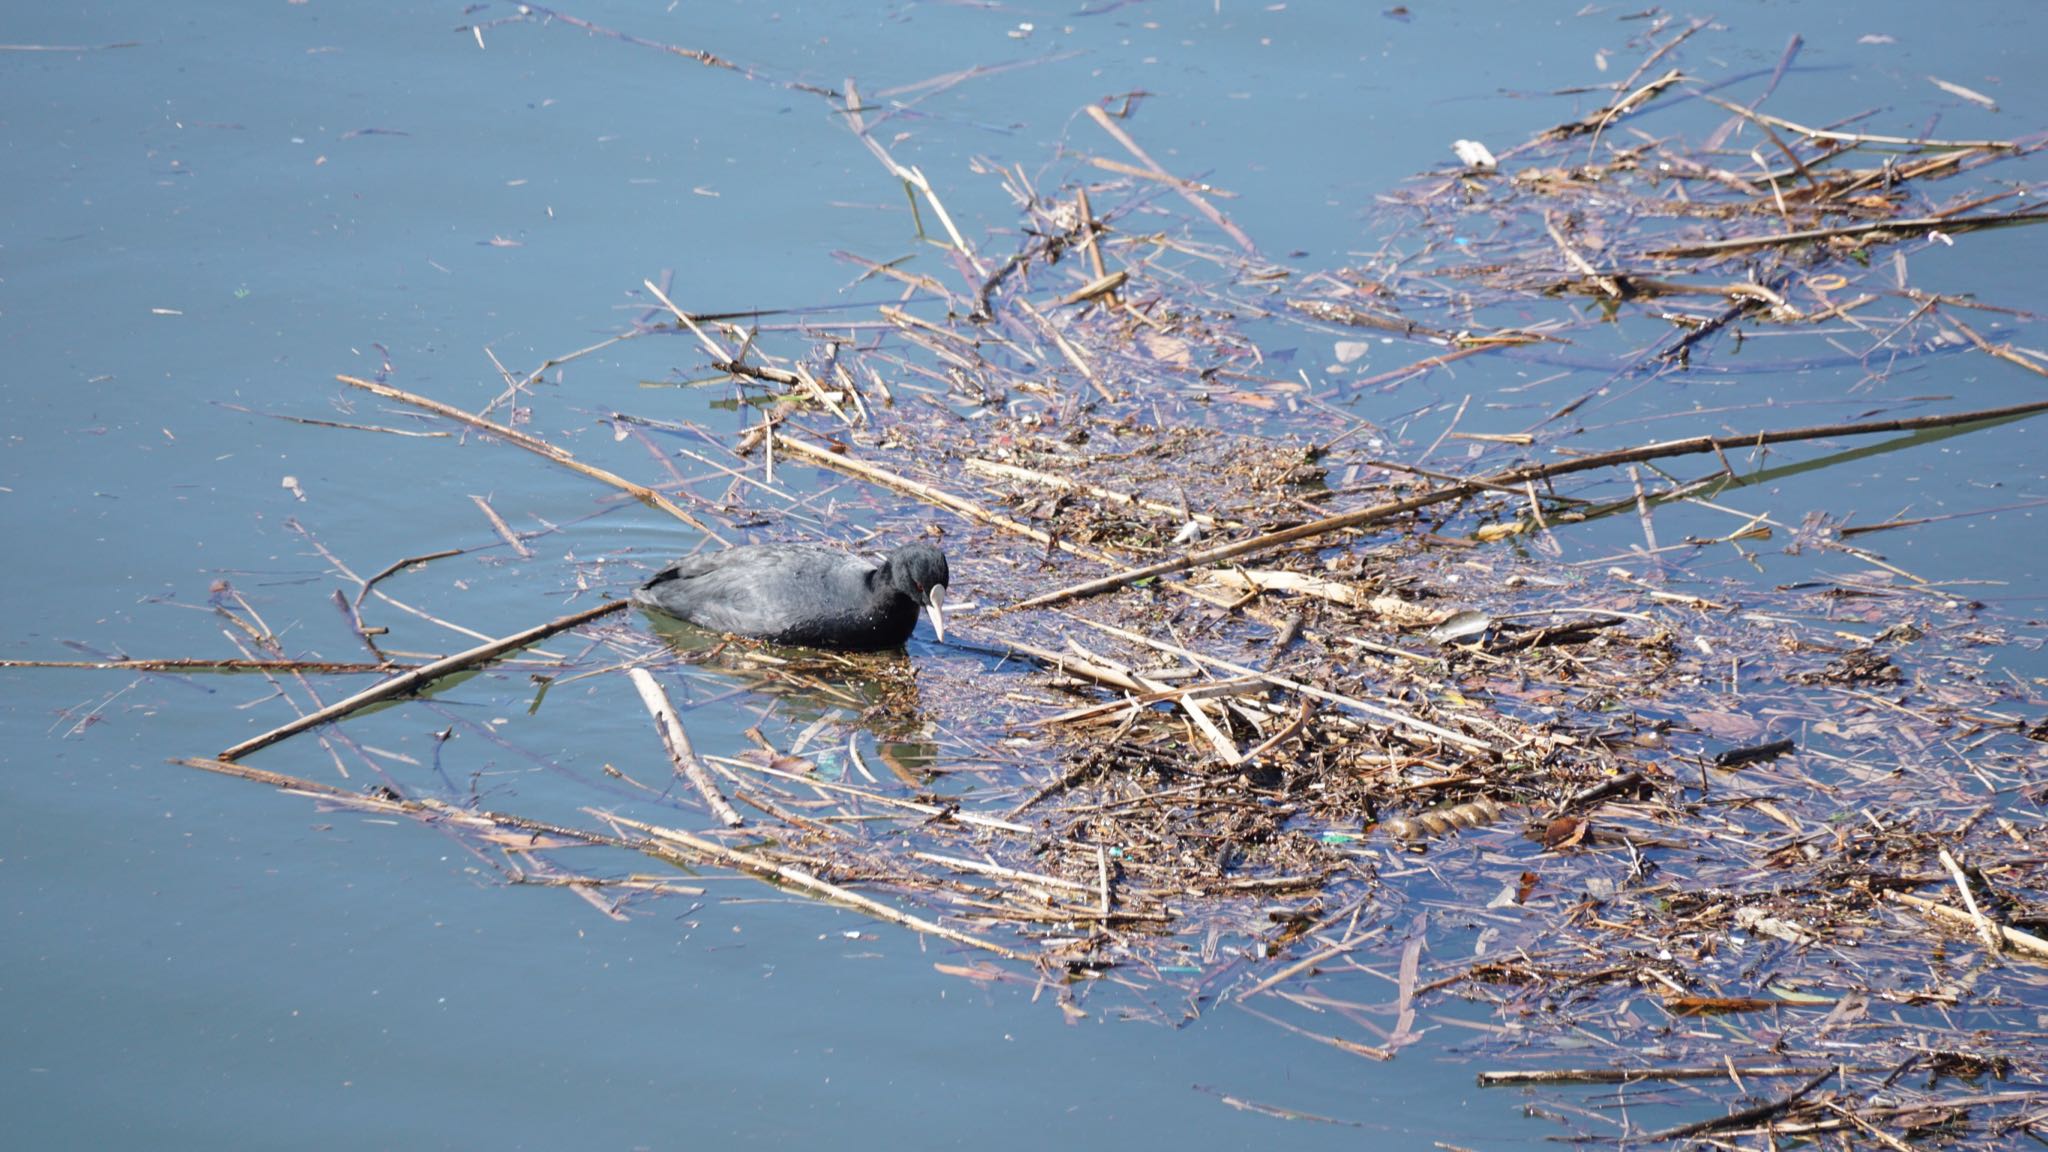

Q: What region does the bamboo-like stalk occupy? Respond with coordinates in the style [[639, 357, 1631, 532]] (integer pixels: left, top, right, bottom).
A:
[[1648, 206, 2048, 259], [1013, 398, 2048, 610]]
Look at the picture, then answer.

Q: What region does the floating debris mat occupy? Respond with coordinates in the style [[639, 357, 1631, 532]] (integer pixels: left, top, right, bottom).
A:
[[59, 14, 2044, 1149]]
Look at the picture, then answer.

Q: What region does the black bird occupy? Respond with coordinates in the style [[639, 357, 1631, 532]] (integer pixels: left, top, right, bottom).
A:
[[632, 542, 949, 651]]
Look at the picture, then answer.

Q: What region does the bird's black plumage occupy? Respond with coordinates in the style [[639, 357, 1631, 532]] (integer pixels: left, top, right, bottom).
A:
[[633, 542, 949, 651]]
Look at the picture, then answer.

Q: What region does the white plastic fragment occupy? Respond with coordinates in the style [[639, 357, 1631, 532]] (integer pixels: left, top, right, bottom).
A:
[[1451, 139, 1497, 170]]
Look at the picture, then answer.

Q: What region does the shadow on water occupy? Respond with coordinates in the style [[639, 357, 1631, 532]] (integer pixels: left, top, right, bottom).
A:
[[638, 609, 944, 780]]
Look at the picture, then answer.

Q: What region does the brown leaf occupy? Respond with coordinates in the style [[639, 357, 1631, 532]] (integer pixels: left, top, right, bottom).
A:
[[1541, 816, 1589, 850]]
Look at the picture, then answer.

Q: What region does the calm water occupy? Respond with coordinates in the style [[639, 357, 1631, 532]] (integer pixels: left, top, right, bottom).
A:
[[6, 3, 2045, 1148]]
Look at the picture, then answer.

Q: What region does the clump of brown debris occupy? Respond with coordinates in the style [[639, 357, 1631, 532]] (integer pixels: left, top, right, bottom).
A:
[[121, 22, 2048, 1149]]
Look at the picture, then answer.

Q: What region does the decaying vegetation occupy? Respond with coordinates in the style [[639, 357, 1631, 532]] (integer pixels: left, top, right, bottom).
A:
[[16, 14, 2045, 1147]]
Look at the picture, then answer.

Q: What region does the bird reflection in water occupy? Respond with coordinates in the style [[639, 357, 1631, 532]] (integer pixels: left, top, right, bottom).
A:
[[639, 612, 940, 783]]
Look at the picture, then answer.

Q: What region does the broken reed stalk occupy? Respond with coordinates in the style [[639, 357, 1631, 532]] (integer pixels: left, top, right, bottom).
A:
[[709, 753, 1034, 834], [769, 431, 1109, 562], [1013, 295, 1114, 402], [469, 494, 534, 558], [1084, 104, 1255, 253], [911, 851, 1096, 894], [1646, 205, 2048, 258], [640, 279, 811, 390], [335, 375, 724, 541], [0, 657, 410, 673], [965, 456, 1235, 526], [1937, 846, 2002, 956], [1633, 1066, 1839, 1144], [217, 599, 629, 762], [214, 400, 451, 438], [1237, 698, 1315, 765], [356, 548, 465, 609], [174, 755, 382, 800], [626, 667, 745, 827], [1951, 317, 2048, 378], [1888, 890, 2048, 961], [974, 634, 1148, 694], [172, 756, 1020, 957], [1061, 615, 1494, 754], [602, 812, 1026, 960], [1097, 644, 1243, 764], [1013, 397, 2048, 610], [174, 759, 612, 852], [1476, 1064, 1841, 1087], [1022, 673, 1268, 727]]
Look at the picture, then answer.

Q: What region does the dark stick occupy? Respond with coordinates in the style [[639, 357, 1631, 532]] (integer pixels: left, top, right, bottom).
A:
[[217, 599, 629, 762], [1012, 397, 2048, 610], [0, 658, 410, 673], [1632, 1066, 1837, 1143], [1714, 738, 1798, 768]]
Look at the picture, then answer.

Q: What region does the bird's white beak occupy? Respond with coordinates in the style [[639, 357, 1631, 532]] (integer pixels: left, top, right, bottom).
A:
[[924, 584, 947, 643]]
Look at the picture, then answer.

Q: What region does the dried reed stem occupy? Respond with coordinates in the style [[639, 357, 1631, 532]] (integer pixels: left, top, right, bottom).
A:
[[1062, 614, 1493, 754], [1085, 104, 1255, 252], [470, 494, 534, 558], [337, 375, 723, 541], [604, 813, 1025, 960], [218, 599, 629, 762], [627, 667, 745, 827]]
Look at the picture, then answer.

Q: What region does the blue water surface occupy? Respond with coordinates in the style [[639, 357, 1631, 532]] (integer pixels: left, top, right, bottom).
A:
[[5, 3, 2045, 1148]]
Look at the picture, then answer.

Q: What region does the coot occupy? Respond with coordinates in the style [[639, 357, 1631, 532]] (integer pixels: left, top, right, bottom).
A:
[[632, 541, 949, 651]]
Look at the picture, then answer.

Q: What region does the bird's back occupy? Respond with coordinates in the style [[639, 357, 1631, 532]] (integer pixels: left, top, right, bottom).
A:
[[633, 545, 910, 648]]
